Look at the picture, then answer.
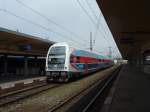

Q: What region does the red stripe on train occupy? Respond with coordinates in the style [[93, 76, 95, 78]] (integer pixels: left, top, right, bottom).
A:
[[70, 55, 112, 63]]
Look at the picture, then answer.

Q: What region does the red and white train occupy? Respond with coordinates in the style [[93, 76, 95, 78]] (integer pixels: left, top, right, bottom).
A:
[[46, 43, 113, 82]]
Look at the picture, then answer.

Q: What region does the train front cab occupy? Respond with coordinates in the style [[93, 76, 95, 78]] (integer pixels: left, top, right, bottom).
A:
[[46, 43, 70, 82]]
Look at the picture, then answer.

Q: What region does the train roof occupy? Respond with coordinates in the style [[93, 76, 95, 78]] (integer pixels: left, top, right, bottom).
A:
[[58, 43, 110, 59], [51, 42, 111, 59]]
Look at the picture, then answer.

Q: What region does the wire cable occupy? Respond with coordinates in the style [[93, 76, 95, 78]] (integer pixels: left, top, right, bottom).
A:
[[85, 0, 101, 47], [0, 9, 86, 47], [76, 0, 111, 46], [85, 0, 113, 45], [15, 0, 88, 43], [77, 0, 121, 58], [85, 0, 121, 56], [86, 0, 99, 22]]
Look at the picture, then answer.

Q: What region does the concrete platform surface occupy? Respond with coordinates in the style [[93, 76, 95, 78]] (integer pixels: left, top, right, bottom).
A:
[[109, 65, 150, 112], [0, 76, 46, 96], [0, 75, 45, 84], [0, 76, 46, 89]]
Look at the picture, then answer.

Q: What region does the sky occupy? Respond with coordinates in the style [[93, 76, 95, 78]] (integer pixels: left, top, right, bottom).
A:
[[0, 0, 121, 58]]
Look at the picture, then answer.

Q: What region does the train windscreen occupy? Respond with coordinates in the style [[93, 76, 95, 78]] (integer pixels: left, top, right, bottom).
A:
[[48, 46, 66, 70]]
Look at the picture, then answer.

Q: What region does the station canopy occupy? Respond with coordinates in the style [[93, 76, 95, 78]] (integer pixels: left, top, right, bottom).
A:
[[97, 0, 150, 59], [0, 27, 55, 57]]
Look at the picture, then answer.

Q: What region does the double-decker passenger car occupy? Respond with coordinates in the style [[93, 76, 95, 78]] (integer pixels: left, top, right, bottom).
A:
[[46, 43, 113, 82]]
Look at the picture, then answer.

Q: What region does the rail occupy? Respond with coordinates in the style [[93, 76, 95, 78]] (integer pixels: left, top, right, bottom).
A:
[[0, 83, 60, 106], [48, 66, 121, 112]]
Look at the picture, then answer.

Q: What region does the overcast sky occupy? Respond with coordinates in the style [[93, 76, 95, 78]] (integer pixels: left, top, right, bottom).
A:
[[0, 0, 121, 58]]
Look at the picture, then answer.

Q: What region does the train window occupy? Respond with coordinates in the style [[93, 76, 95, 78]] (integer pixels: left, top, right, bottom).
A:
[[48, 58, 65, 64], [70, 56, 74, 63], [70, 56, 81, 63], [77, 56, 80, 63], [87, 64, 98, 69], [76, 64, 86, 69], [82, 64, 86, 69], [49, 46, 66, 56], [70, 55, 78, 63]]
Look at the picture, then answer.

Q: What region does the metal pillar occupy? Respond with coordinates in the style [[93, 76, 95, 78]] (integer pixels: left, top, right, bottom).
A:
[[90, 32, 93, 51], [142, 50, 150, 74], [24, 57, 28, 76], [140, 53, 144, 72], [34, 56, 37, 68], [34, 56, 38, 75], [4, 55, 8, 76]]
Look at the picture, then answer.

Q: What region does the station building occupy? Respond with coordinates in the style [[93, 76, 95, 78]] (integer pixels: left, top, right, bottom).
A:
[[0, 27, 55, 83]]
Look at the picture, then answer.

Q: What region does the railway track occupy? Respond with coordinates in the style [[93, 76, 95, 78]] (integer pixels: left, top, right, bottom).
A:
[[82, 68, 121, 112], [0, 83, 60, 107], [48, 67, 121, 112]]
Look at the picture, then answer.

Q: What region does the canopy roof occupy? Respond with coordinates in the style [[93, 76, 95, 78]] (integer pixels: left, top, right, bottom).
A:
[[97, 0, 150, 59], [0, 27, 55, 56]]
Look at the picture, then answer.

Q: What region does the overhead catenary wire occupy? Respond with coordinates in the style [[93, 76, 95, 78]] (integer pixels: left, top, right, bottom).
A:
[[15, 0, 88, 43], [84, 0, 121, 57], [0, 1, 121, 58], [85, 0, 100, 46], [85, 0, 113, 46], [92, 15, 101, 48], [85, 0, 116, 46], [0, 9, 86, 47], [76, 0, 112, 48], [85, 0, 99, 22], [76, 0, 96, 27], [76, 0, 114, 57]]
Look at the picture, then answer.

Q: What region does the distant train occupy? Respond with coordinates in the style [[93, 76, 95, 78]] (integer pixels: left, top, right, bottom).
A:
[[46, 43, 113, 82]]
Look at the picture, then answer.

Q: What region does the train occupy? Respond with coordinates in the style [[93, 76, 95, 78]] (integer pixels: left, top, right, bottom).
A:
[[46, 43, 113, 82]]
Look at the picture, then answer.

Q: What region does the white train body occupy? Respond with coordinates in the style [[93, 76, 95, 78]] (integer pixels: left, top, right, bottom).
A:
[[46, 43, 113, 82]]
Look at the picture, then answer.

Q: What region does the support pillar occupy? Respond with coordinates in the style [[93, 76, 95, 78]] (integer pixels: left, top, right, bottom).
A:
[[24, 57, 28, 76], [140, 53, 144, 72], [143, 50, 150, 74], [34, 56, 38, 75], [4, 55, 8, 76]]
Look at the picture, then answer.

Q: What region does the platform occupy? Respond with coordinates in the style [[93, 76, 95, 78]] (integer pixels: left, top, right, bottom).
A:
[[106, 65, 150, 112], [0, 76, 46, 96], [0, 75, 45, 84]]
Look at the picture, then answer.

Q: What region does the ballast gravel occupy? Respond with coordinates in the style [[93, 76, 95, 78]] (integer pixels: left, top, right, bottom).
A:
[[0, 66, 118, 112]]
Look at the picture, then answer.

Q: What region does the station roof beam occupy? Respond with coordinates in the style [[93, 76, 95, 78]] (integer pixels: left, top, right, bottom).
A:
[[0, 27, 55, 56], [97, 0, 150, 59]]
